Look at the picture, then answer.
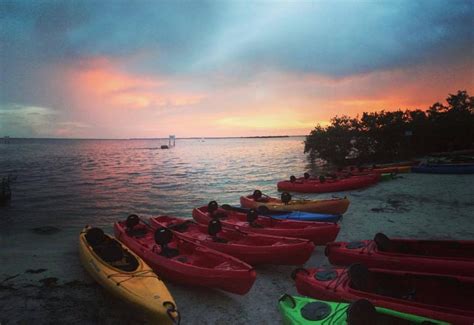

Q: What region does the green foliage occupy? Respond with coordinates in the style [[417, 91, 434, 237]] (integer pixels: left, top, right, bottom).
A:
[[304, 90, 474, 165]]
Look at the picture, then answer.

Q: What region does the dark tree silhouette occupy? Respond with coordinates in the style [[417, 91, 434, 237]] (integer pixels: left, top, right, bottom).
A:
[[304, 90, 474, 165]]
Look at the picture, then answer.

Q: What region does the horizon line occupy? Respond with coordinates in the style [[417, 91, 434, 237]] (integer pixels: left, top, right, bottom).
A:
[[2, 135, 307, 141]]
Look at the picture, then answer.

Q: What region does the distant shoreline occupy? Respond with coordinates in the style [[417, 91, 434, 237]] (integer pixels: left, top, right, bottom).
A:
[[2, 135, 305, 141]]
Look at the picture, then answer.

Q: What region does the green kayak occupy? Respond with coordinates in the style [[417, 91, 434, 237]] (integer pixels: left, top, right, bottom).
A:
[[278, 294, 448, 324]]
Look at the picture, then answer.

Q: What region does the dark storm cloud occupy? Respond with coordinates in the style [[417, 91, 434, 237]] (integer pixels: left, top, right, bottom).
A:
[[0, 0, 472, 107], [2, 0, 472, 75]]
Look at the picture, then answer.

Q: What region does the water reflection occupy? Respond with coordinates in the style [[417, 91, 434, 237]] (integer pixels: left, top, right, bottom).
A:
[[0, 137, 316, 232]]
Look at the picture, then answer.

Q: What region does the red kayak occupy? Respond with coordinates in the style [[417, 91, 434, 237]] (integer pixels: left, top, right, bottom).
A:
[[326, 233, 474, 276], [293, 264, 474, 324], [114, 215, 256, 295], [192, 202, 340, 245], [277, 173, 380, 193], [150, 216, 315, 265]]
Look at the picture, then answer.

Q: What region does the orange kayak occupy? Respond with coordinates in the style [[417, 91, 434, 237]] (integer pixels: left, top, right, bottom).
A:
[[240, 191, 350, 215]]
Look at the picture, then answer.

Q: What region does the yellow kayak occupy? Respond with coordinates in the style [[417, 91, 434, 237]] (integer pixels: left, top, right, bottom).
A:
[[79, 226, 180, 324]]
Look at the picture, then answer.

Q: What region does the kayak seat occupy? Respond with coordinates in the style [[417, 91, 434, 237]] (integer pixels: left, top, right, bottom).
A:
[[208, 219, 228, 243], [154, 227, 180, 258], [348, 264, 369, 291], [374, 233, 391, 252], [85, 227, 106, 247], [346, 299, 377, 325]]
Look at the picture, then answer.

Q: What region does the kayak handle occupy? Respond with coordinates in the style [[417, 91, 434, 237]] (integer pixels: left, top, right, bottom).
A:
[[163, 301, 180, 325], [278, 294, 296, 309]]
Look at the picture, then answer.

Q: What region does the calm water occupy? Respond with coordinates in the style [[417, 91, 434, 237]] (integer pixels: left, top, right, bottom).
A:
[[0, 137, 317, 233]]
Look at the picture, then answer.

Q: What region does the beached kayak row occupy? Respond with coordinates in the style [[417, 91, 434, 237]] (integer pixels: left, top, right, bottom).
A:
[[286, 232, 474, 324], [78, 176, 473, 324], [277, 160, 474, 193], [79, 193, 350, 323]]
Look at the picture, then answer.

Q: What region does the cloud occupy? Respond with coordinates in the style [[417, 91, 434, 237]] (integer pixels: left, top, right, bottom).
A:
[[0, 0, 472, 138], [1, 0, 472, 78], [66, 57, 207, 110], [0, 104, 57, 137]]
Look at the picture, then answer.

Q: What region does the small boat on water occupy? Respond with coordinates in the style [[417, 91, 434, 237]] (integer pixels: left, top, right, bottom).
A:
[[193, 201, 340, 245], [412, 163, 474, 174], [240, 190, 350, 215], [325, 233, 474, 276], [150, 215, 315, 265], [277, 173, 380, 193], [292, 264, 474, 324], [278, 295, 447, 324], [79, 226, 179, 324], [114, 216, 256, 295]]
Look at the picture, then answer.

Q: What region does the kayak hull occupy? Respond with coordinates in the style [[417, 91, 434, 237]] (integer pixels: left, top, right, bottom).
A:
[[79, 227, 178, 324], [193, 206, 340, 245], [293, 266, 474, 324], [278, 295, 447, 325], [240, 195, 350, 215], [150, 216, 315, 265], [114, 221, 256, 295], [326, 239, 474, 276], [277, 174, 380, 193]]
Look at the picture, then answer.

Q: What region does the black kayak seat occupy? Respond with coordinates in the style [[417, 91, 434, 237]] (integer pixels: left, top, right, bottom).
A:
[[155, 228, 180, 258], [85, 228, 106, 247], [208, 219, 228, 243], [348, 264, 369, 291], [346, 299, 377, 325], [374, 233, 391, 252]]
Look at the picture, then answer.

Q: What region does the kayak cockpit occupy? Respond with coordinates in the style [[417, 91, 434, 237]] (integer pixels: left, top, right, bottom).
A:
[[84, 227, 139, 272], [348, 264, 474, 311], [374, 233, 474, 259]]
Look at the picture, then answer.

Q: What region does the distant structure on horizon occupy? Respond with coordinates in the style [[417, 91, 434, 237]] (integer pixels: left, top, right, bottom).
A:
[[161, 135, 176, 149]]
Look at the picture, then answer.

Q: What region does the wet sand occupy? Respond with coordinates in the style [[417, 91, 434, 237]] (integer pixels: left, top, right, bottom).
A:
[[1, 173, 473, 324]]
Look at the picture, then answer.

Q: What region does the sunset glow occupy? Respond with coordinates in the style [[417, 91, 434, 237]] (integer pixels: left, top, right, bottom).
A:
[[1, 1, 472, 138]]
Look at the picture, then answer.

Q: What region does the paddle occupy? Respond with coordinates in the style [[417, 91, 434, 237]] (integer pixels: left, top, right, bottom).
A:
[[221, 204, 288, 216], [220, 203, 281, 223]]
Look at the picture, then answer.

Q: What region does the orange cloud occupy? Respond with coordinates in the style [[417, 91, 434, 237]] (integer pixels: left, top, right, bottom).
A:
[[70, 57, 205, 110]]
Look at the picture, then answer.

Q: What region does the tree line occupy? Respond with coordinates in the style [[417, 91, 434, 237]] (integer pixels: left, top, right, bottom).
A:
[[304, 90, 474, 166]]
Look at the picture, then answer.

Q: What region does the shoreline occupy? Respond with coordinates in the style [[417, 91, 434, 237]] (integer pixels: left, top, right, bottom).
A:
[[1, 173, 473, 323]]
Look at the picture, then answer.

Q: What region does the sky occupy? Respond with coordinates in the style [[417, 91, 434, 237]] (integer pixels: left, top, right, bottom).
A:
[[1, 0, 473, 138]]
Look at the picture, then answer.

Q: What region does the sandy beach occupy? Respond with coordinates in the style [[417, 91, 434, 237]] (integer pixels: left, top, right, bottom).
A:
[[2, 172, 473, 324]]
